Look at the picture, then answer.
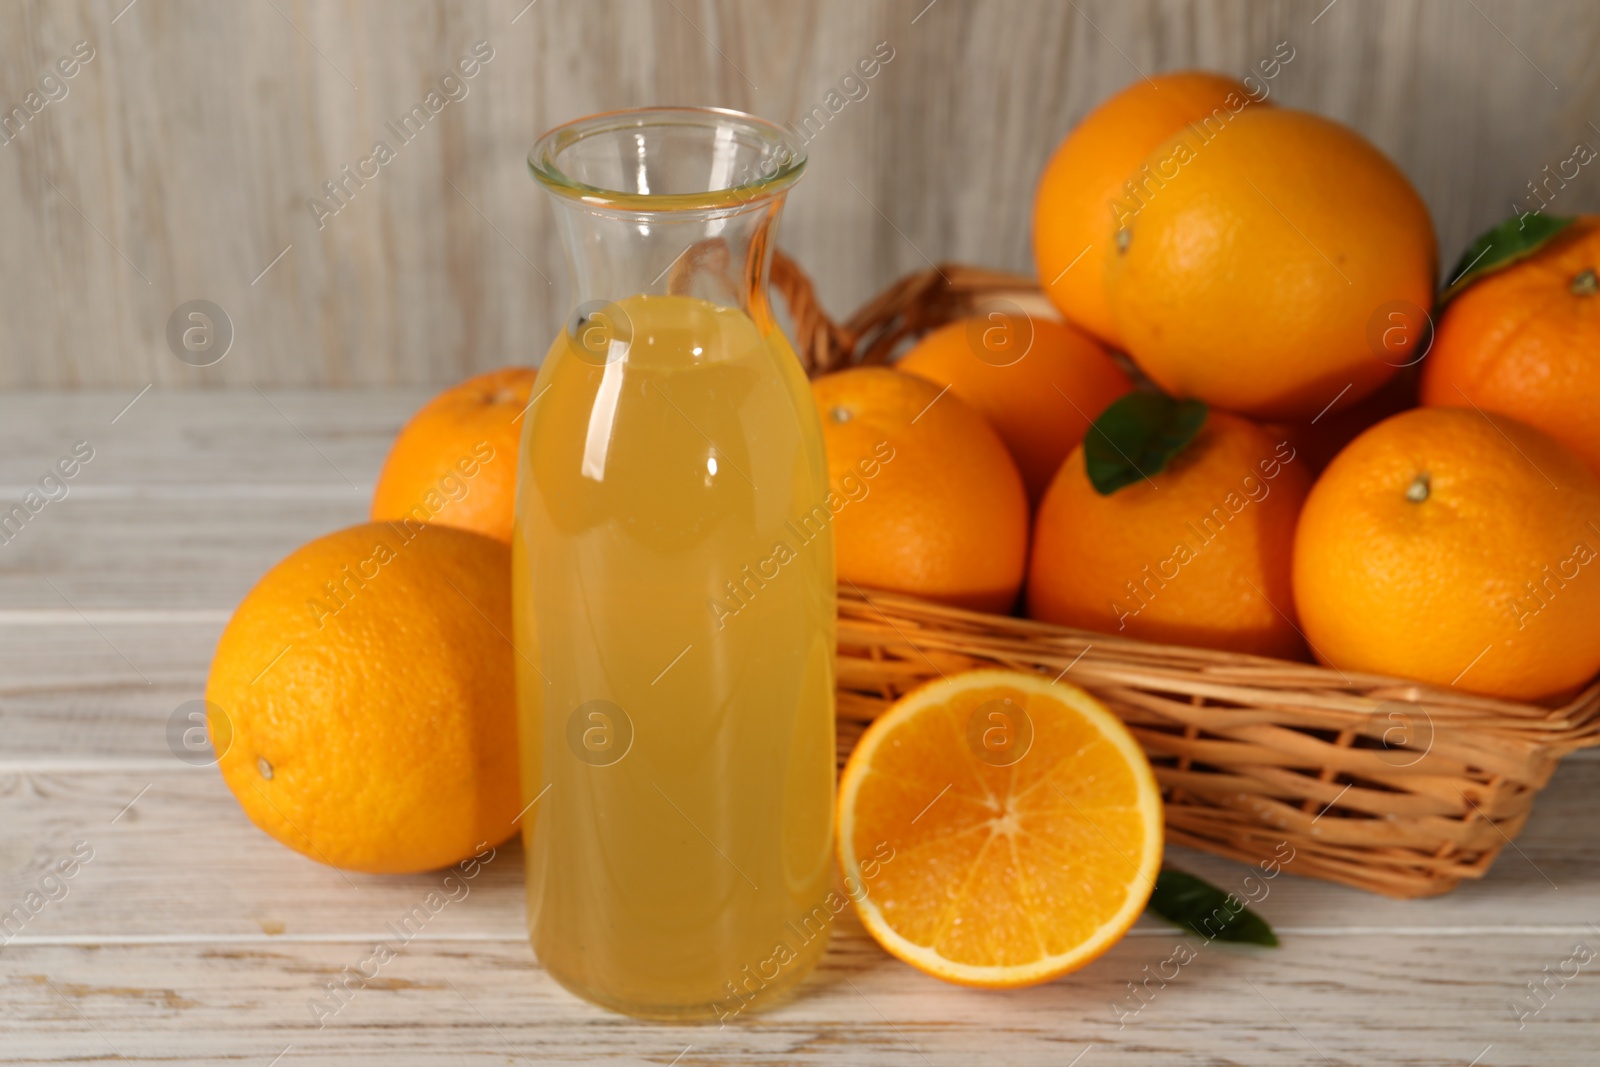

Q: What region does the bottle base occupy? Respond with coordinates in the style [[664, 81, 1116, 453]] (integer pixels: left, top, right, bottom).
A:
[[533, 926, 832, 1022]]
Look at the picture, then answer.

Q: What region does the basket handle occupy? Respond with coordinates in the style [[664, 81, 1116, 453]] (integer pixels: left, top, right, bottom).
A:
[[771, 249, 1044, 379]]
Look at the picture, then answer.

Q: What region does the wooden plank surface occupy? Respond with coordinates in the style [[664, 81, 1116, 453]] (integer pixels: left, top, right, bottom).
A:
[[0, 388, 431, 488], [5, 760, 1600, 938], [2, 0, 1598, 387], [4, 390, 1600, 1064], [7, 934, 1597, 1067]]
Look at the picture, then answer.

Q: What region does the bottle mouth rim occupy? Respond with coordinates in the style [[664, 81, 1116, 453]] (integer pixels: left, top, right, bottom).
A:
[[528, 106, 807, 212]]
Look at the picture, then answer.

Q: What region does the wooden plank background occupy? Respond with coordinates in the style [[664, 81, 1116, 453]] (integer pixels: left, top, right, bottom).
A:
[[0, 0, 1596, 388]]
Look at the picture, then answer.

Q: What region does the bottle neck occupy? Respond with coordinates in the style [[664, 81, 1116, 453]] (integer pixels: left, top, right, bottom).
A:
[[550, 197, 787, 332]]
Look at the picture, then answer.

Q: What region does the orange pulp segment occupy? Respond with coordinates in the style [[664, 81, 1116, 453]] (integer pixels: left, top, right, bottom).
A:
[[837, 669, 1163, 987]]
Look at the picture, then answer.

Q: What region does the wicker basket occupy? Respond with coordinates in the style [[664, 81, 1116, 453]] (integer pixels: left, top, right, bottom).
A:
[[771, 250, 1600, 899]]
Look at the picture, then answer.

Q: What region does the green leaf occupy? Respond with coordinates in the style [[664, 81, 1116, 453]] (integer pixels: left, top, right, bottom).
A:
[[1442, 214, 1577, 303], [1083, 392, 1207, 495], [1146, 869, 1278, 947]]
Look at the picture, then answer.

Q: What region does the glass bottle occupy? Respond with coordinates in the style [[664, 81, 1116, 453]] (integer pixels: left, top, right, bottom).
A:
[[515, 108, 836, 1020]]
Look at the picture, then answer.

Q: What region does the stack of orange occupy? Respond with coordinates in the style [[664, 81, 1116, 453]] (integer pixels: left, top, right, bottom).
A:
[[204, 68, 1600, 995], [818, 69, 1600, 703], [815, 70, 1600, 987]]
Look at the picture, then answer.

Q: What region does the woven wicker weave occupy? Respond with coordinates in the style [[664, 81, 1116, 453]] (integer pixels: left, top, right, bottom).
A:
[[771, 249, 1600, 899]]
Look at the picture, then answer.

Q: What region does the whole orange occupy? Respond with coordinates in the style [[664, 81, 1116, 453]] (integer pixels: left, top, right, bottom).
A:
[[1028, 410, 1312, 658], [1421, 217, 1600, 477], [1033, 71, 1261, 346], [813, 367, 1028, 613], [206, 522, 521, 873], [372, 367, 536, 543], [1293, 407, 1600, 701], [897, 313, 1133, 504], [1106, 107, 1436, 421]]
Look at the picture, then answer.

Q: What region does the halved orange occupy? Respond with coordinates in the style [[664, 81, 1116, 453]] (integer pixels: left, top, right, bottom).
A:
[[837, 669, 1162, 988]]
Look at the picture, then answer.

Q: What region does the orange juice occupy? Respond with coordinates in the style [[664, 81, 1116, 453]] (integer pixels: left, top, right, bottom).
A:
[[513, 293, 836, 1019]]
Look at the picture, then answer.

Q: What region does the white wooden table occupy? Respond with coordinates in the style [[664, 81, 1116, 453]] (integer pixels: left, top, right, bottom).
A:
[[3, 388, 1597, 1066]]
